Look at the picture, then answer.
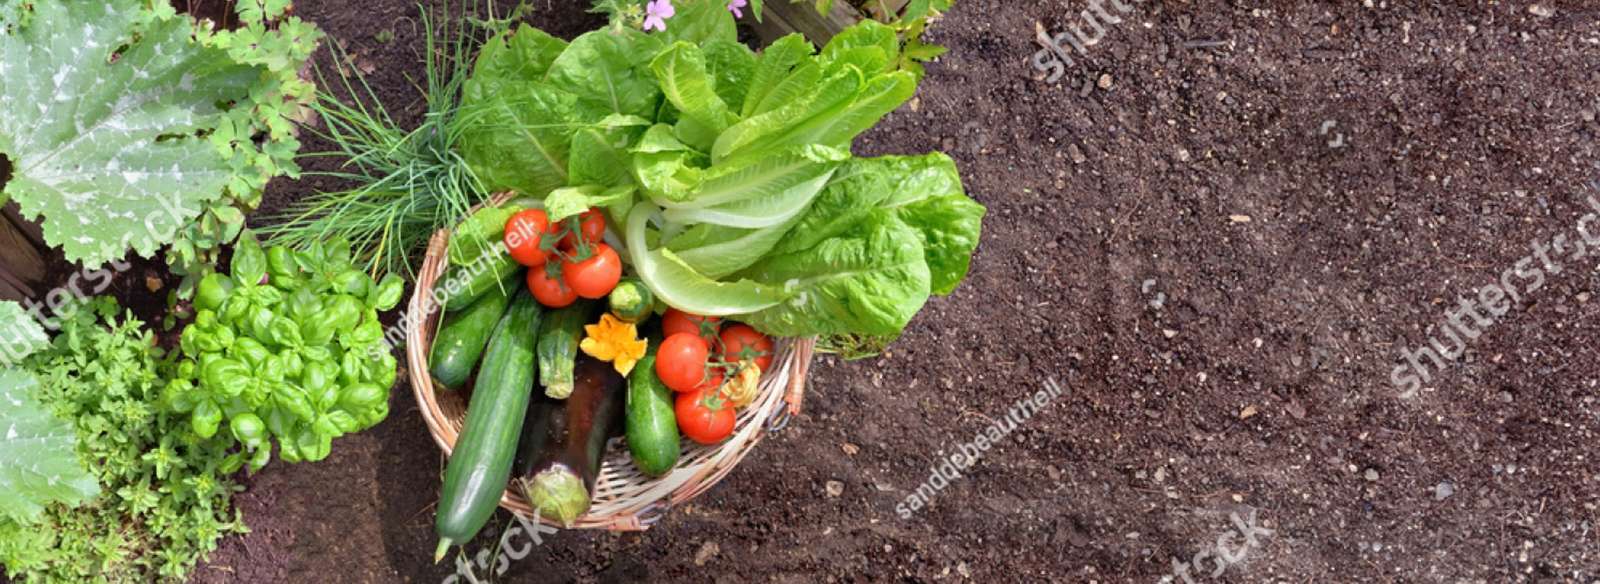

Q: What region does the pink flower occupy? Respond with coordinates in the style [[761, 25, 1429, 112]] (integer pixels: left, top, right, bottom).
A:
[[727, 0, 747, 18], [644, 0, 675, 31]]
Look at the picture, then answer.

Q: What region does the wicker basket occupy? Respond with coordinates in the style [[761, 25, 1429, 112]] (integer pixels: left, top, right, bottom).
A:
[[406, 193, 813, 531]]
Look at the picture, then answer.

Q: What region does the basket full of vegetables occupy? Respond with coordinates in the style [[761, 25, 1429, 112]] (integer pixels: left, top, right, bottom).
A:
[[408, 0, 984, 556]]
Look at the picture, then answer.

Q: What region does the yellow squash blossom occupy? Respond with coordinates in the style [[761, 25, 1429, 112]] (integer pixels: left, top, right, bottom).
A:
[[722, 360, 763, 408], [580, 313, 648, 376]]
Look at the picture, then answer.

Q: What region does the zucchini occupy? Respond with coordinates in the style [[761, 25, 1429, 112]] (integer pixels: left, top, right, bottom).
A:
[[607, 279, 654, 323], [625, 352, 679, 477], [433, 289, 543, 562], [435, 252, 521, 312], [428, 289, 511, 390], [537, 301, 595, 399], [519, 354, 627, 525]]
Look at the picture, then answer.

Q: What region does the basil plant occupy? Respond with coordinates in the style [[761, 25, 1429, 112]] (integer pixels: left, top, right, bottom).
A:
[[163, 231, 404, 470]]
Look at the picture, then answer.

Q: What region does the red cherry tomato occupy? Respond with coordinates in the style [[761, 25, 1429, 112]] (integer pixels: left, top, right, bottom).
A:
[[656, 333, 710, 393], [558, 208, 607, 249], [719, 324, 774, 371], [662, 308, 721, 341], [696, 371, 725, 394], [561, 243, 621, 299], [527, 266, 576, 308], [675, 388, 735, 445], [504, 209, 551, 267]]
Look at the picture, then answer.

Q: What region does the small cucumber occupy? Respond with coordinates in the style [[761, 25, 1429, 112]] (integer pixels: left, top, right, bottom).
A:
[[434, 289, 542, 562], [448, 201, 531, 266], [537, 301, 595, 399], [434, 252, 521, 312], [607, 279, 654, 323], [428, 289, 511, 390], [625, 352, 679, 477]]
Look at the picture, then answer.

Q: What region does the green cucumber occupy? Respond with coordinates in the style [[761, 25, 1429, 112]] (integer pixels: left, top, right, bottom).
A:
[[625, 352, 679, 477], [607, 279, 654, 323], [428, 289, 511, 391], [537, 301, 595, 399], [434, 289, 542, 562], [448, 201, 532, 266], [435, 252, 522, 312]]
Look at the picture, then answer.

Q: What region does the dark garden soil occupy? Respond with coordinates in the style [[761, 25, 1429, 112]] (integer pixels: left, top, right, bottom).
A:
[[182, 1, 1600, 582]]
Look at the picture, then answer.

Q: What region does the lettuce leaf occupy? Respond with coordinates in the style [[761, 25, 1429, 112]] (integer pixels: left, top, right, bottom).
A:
[[792, 153, 984, 295], [737, 210, 931, 336], [625, 202, 789, 315], [546, 28, 664, 120], [470, 24, 568, 84], [459, 81, 581, 197]]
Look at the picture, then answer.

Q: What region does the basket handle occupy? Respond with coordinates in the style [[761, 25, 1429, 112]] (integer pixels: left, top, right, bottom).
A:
[[783, 337, 815, 416]]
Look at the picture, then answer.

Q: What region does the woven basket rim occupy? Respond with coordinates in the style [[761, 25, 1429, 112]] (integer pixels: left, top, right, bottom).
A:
[[405, 192, 812, 531]]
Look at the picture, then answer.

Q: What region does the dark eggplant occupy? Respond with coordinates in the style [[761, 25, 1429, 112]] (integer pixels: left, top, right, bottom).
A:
[[517, 354, 627, 526]]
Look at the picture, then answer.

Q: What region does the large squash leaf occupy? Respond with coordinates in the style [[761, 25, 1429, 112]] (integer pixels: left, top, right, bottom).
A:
[[0, 0, 259, 268], [0, 368, 97, 522], [0, 300, 48, 366]]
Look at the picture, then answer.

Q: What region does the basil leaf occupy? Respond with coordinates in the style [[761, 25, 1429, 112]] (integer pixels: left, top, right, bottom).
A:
[[230, 231, 268, 288]]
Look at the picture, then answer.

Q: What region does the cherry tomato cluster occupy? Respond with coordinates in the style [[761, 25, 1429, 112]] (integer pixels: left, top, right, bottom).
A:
[[503, 208, 621, 308], [653, 309, 775, 445]]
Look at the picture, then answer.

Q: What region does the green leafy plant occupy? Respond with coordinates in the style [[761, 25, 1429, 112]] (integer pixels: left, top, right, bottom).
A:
[[257, 4, 492, 279], [0, 302, 96, 524], [0, 298, 245, 583], [175, 0, 324, 296], [459, 12, 984, 341], [165, 231, 403, 469], [0, 0, 320, 296]]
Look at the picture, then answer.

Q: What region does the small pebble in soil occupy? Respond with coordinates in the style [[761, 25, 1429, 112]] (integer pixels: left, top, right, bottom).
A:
[[1364, 468, 1380, 482], [694, 541, 719, 566], [1097, 73, 1113, 90], [1435, 481, 1455, 500], [1529, 4, 1555, 17], [825, 480, 844, 497]]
